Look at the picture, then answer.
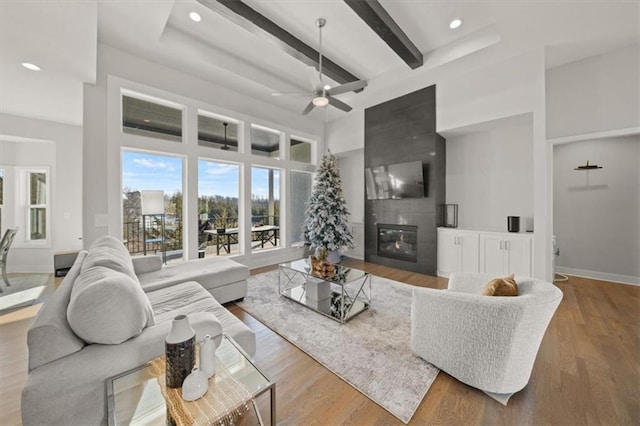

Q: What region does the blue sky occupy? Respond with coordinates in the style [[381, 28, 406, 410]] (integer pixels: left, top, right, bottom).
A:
[[122, 151, 278, 199]]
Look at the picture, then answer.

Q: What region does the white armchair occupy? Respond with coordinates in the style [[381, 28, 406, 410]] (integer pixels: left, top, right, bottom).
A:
[[410, 272, 562, 396]]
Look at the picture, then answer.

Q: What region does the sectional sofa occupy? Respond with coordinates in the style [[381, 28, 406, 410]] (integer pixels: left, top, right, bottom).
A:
[[21, 236, 254, 426]]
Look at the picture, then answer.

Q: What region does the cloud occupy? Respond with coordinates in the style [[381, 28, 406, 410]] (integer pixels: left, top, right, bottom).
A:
[[203, 163, 238, 176], [132, 158, 176, 172]]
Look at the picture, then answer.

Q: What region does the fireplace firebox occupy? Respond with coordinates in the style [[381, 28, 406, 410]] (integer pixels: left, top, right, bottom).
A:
[[377, 224, 418, 262]]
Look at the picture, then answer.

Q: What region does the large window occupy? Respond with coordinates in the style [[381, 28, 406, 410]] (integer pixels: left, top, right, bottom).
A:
[[251, 166, 280, 252], [115, 84, 319, 261], [122, 151, 184, 261], [27, 171, 47, 241], [198, 160, 240, 257]]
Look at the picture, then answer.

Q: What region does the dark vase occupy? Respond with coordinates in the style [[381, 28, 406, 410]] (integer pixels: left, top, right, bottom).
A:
[[165, 315, 195, 388]]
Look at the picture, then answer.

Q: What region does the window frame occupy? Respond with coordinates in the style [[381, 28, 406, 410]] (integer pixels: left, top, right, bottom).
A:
[[109, 76, 321, 262], [12, 166, 51, 247]]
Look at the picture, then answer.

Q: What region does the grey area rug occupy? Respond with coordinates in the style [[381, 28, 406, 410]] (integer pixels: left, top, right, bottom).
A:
[[0, 274, 51, 314], [238, 270, 439, 424]]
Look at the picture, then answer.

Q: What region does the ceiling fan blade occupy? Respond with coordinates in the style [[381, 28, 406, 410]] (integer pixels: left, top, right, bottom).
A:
[[302, 100, 316, 115], [327, 96, 352, 112], [272, 92, 309, 97], [327, 80, 368, 96]]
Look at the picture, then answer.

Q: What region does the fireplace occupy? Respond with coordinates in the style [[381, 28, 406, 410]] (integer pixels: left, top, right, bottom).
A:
[[377, 224, 418, 262]]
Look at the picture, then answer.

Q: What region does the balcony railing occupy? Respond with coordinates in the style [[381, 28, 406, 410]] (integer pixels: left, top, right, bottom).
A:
[[124, 215, 279, 256]]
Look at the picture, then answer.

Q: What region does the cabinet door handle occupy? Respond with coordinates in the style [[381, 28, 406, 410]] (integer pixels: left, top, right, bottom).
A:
[[505, 241, 509, 251]]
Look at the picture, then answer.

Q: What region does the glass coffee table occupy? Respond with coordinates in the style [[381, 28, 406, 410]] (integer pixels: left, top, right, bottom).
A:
[[106, 333, 275, 425], [278, 259, 371, 323]]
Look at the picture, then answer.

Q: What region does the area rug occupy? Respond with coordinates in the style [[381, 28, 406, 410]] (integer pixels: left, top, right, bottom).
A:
[[237, 270, 439, 424], [0, 274, 51, 315]]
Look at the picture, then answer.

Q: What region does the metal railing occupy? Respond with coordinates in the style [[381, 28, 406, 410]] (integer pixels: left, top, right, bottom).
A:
[[123, 219, 183, 255], [125, 215, 279, 256]]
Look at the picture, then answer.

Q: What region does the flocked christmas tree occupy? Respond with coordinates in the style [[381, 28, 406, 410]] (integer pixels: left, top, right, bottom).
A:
[[302, 151, 354, 256]]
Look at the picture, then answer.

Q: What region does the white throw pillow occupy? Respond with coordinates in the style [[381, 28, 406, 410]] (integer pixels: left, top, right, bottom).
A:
[[67, 265, 155, 344], [84, 236, 137, 281]]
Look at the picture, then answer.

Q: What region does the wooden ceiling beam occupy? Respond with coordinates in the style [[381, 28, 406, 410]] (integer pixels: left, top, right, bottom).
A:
[[197, 0, 364, 89], [344, 0, 423, 69]]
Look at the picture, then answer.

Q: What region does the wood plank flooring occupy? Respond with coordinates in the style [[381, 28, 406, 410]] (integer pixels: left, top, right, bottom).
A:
[[1, 262, 638, 425]]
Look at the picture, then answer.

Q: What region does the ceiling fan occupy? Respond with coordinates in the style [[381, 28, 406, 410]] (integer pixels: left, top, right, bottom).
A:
[[272, 18, 367, 115]]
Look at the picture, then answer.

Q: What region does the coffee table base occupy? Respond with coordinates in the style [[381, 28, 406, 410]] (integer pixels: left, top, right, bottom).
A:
[[278, 260, 371, 324]]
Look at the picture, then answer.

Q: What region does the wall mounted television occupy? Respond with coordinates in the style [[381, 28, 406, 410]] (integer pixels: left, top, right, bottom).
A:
[[365, 160, 427, 200]]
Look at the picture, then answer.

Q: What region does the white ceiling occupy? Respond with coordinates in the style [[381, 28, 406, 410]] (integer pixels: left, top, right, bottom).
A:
[[0, 0, 638, 126]]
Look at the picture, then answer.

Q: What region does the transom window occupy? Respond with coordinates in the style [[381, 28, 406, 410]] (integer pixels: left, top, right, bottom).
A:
[[122, 95, 183, 143], [251, 125, 281, 158], [198, 113, 239, 152]]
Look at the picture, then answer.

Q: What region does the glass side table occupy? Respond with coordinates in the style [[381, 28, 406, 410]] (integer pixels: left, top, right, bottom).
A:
[[106, 333, 275, 425]]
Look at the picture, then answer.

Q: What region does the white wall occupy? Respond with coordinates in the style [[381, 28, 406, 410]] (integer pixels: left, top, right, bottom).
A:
[[546, 44, 640, 139], [0, 113, 83, 272], [446, 115, 534, 232], [547, 43, 640, 285], [325, 111, 364, 154], [553, 136, 640, 285], [336, 150, 365, 259]]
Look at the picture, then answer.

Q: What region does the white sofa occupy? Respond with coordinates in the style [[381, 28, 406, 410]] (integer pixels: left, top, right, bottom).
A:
[[21, 236, 255, 426], [410, 272, 562, 397]]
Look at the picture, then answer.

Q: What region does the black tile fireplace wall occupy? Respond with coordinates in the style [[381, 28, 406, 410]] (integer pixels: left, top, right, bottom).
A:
[[364, 85, 445, 275]]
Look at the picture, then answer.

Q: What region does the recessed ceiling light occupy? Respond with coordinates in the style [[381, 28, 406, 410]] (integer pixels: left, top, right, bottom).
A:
[[189, 12, 201, 22], [22, 62, 41, 71], [449, 18, 462, 29], [323, 85, 331, 91]]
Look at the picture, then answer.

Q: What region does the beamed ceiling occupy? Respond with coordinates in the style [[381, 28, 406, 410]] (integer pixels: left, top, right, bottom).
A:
[[0, 0, 638, 126]]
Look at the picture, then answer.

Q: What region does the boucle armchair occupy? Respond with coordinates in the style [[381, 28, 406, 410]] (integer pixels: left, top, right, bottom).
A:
[[410, 272, 562, 398]]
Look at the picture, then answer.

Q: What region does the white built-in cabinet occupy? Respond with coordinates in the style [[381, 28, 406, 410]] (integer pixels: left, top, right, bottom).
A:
[[478, 233, 532, 276], [437, 228, 479, 277], [437, 228, 533, 277]]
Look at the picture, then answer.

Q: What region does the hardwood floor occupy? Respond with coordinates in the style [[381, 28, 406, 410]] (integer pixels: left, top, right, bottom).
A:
[[238, 259, 640, 425], [1, 263, 638, 425]]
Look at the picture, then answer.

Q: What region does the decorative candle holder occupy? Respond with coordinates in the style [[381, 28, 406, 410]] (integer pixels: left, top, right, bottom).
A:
[[441, 204, 458, 228], [165, 315, 195, 389]]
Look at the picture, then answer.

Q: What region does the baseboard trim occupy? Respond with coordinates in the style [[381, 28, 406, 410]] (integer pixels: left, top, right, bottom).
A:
[[556, 267, 640, 286]]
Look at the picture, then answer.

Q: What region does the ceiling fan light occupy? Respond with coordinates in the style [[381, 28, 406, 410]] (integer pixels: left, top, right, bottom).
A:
[[312, 96, 329, 107]]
